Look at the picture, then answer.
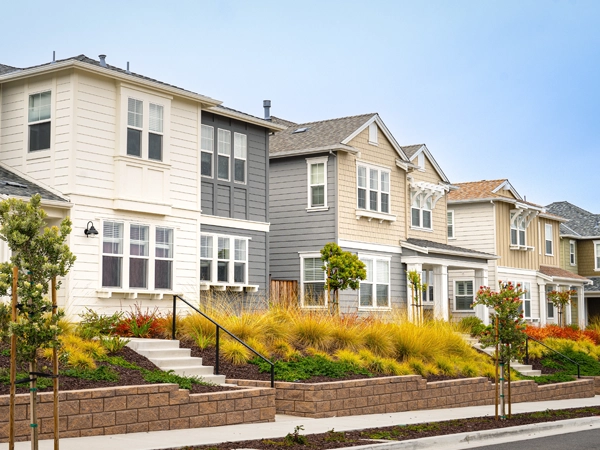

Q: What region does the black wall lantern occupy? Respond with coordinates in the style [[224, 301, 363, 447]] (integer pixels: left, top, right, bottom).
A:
[[84, 221, 99, 237]]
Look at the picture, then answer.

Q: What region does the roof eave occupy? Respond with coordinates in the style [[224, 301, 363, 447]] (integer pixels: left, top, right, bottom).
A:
[[206, 106, 287, 132], [270, 144, 358, 159]]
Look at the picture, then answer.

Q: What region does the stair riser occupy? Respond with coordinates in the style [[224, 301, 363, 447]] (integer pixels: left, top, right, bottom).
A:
[[151, 358, 205, 368], [127, 340, 181, 351], [168, 366, 219, 377], [137, 349, 191, 359]]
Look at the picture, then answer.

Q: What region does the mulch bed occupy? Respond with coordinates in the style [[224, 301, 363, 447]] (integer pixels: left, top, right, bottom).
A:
[[175, 406, 600, 449], [0, 344, 238, 395]]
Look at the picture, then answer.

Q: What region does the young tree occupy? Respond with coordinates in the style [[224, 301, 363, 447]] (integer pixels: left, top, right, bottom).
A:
[[547, 289, 576, 327], [406, 270, 427, 324], [320, 242, 366, 314], [0, 194, 76, 449]]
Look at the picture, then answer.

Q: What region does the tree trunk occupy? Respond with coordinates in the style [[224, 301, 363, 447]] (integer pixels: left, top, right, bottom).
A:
[[30, 360, 38, 450]]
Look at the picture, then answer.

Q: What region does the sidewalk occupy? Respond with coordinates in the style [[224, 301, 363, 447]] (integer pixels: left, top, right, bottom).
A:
[[3, 396, 600, 450]]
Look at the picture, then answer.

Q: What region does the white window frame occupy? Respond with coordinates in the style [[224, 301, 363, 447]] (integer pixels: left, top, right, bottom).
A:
[[511, 280, 531, 319], [306, 156, 328, 211], [200, 232, 250, 286], [148, 102, 164, 161], [28, 90, 52, 152], [510, 213, 526, 247], [569, 240, 576, 266], [421, 269, 434, 303], [233, 132, 247, 184], [546, 285, 555, 319], [447, 210, 455, 239], [101, 221, 174, 292], [357, 163, 391, 214], [454, 279, 474, 312], [544, 223, 553, 256], [217, 129, 231, 181], [300, 253, 327, 308], [124, 94, 169, 162], [129, 224, 150, 289], [595, 240, 600, 271], [358, 255, 391, 310], [411, 193, 433, 231], [368, 122, 378, 145], [200, 124, 214, 178]]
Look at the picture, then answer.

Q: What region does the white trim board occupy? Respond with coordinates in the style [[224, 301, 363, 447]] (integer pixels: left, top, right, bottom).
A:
[[337, 239, 402, 254], [200, 215, 270, 232]]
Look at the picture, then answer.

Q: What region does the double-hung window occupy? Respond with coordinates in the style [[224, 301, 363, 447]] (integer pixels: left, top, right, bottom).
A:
[[421, 270, 434, 302], [102, 222, 124, 287], [570, 240, 576, 266], [200, 235, 213, 281], [447, 210, 455, 238], [411, 194, 432, 229], [155, 227, 173, 289], [357, 164, 390, 214], [217, 129, 231, 180], [201, 233, 249, 285], [546, 285, 555, 319], [28, 91, 51, 152], [455, 280, 474, 311], [217, 237, 230, 282], [302, 256, 326, 307], [522, 282, 531, 318], [127, 98, 143, 157], [510, 213, 526, 246], [595, 241, 600, 271], [545, 223, 553, 255], [129, 224, 149, 288], [306, 157, 327, 209], [234, 239, 247, 283], [359, 257, 390, 308], [201, 125, 214, 177], [234, 133, 247, 183], [148, 103, 164, 161]]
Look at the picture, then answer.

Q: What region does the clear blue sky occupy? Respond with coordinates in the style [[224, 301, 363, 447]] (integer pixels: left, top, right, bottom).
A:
[[4, 0, 599, 212]]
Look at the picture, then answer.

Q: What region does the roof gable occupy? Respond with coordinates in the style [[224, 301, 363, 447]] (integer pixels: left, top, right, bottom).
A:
[[449, 179, 523, 202], [403, 144, 450, 184]]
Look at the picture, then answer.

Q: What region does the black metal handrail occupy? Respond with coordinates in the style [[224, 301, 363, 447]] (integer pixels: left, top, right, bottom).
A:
[[525, 335, 581, 379], [172, 295, 275, 387]]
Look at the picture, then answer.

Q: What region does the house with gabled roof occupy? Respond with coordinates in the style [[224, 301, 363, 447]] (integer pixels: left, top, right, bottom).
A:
[[0, 54, 284, 316], [268, 112, 494, 319], [448, 180, 590, 326], [545, 201, 600, 323]]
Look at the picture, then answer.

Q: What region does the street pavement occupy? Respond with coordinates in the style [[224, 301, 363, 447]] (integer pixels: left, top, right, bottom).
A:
[[3, 396, 600, 450]]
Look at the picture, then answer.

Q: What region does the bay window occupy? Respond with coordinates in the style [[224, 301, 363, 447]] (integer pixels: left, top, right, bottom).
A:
[[510, 213, 526, 246], [127, 98, 143, 157], [129, 224, 149, 288], [200, 235, 213, 281], [155, 227, 173, 289], [127, 97, 164, 161], [148, 103, 164, 161], [102, 222, 124, 287], [217, 237, 230, 282]]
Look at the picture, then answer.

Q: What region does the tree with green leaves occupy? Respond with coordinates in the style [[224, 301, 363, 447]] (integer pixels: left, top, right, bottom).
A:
[[320, 242, 366, 315], [0, 194, 76, 449], [547, 289, 576, 327]]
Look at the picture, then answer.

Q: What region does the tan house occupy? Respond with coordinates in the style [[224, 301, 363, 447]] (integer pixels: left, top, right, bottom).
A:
[[448, 180, 590, 326]]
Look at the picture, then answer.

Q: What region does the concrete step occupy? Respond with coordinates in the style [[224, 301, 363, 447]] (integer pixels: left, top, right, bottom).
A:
[[151, 357, 205, 369], [127, 338, 181, 351], [136, 348, 192, 359]]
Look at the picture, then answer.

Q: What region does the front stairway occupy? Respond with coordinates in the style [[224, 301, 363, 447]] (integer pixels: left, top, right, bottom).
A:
[[462, 334, 542, 377], [127, 338, 226, 384]]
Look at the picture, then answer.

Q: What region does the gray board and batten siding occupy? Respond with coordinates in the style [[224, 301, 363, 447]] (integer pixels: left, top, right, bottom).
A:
[[201, 112, 269, 223], [269, 153, 337, 282]]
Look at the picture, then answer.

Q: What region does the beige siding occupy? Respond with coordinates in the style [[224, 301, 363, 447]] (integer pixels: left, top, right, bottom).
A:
[[538, 217, 561, 267], [54, 73, 73, 191], [337, 126, 406, 245], [559, 238, 579, 273], [450, 202, 496, 253], [0, 81, 26, 167], [578, 240, 598, 276], [495, 201, 538, 269]]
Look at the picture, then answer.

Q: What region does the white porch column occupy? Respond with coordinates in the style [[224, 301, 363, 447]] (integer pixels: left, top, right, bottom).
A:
[[577, 286, 586, 329], [405, 263, 422, 323], [474, 268, 489, 326], [433, 265, 449, 321], [538, 283, 547, 326], [565, 286, 573, 326]]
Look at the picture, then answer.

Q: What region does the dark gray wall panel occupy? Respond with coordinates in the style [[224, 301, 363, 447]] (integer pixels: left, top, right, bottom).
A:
[[201, 181, 214, 215], [217, 185, 231, 217], [233, 187, 247, 219]]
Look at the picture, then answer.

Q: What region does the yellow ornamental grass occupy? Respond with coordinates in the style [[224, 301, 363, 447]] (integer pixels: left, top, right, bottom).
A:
[[329, 320, 363, 351], [407, 358, 428, 377], [291, 312, 333, 351], [223, 312, 266, 342], [434, 356, 457, 376], [458, 361, 478, 378], [220, 340, 251, 365], [245, 337, 271, 360], [180, 314, 216, 341], [381, 358, 405, 376], [334, 349, 363, 367], [359, 324, 395, 357], [67, 349, 96, 369]]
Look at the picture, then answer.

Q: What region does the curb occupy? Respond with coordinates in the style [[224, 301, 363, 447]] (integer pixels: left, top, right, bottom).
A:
[[325, 416, 600, 450]]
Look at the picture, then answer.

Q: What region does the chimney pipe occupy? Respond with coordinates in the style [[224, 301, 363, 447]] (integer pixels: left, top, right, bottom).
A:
[[263, 100, 271, 120], [52, 51, 56, 64], [126, 61, 130, 74], [99, 54, 107, 67]]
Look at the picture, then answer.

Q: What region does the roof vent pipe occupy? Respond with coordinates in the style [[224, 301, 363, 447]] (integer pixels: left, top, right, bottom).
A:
[[99, 54, 107, 67], [52, 51, 56, 64], [126, 61, 130, 74], [263, 100, 271, 120]]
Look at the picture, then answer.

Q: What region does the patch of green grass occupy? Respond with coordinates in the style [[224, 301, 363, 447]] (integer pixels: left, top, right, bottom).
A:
[[0, 349, 10, 357], [522, 372, 576, 384], [252, 355, 372, 382], [140, 369, 213, 390], [99, 355, 140, 370], [62, 365, 119, 382], [324, 429, 351, 443]]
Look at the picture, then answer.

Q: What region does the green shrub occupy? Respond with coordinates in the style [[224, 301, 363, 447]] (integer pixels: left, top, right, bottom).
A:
[[140, 369, 213, 390], [62, 365, 119, 382], [77, 308, 123, 339], [99, 335, 130, 353], [253, 355, 372, 382], [457, 316, 486, 337]]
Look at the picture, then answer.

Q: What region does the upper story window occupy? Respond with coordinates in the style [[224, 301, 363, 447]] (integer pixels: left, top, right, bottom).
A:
[[306, 156, 328, 210], [200, 233, 249, 285], [368, 122, 378, 145], [570, 240, 576, 265], [357, 164, 390, 214], [28, 91, 51, 152], [595, 240, 600, 271], [127, 98, 164, 161], [359, 256, 390, 309], [201, 124, 214, 177], [234, 132, 247, 184], [544, 223, 553, 256], [510, 213, 526, 246], [411, 194, 432, 229], [217, 129, 231, 180], [447, 210, 455, 238]]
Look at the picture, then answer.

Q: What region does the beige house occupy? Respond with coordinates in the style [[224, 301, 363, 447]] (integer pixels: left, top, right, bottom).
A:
[[448, 180, 590, 326]]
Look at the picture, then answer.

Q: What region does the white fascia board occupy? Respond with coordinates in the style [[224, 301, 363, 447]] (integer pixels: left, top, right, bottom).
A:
[[492, 180, 522, 200], [200, 215, 270, 233], [0, 60, 222, 108], [410, 144, 450, 183], [538, 212, 568, 223], [550, 276, 593, 285], [337, 239, 402, 254], [341, 115, 410, 162], [448, 197, 515, 206], [206, 106, 287, 132], [401, 255, 489, 270], [269, 144, 357, 159], [401, 241, 498, 260]]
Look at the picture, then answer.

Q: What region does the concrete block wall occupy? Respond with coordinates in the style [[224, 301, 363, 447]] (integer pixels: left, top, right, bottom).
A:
[[0, 384, 275, 443]]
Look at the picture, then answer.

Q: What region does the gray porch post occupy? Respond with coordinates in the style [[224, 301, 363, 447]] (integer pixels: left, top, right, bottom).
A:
[[433, 265, 449, 321], [474, 268, 489, 325], [577, 286, 586, 328]]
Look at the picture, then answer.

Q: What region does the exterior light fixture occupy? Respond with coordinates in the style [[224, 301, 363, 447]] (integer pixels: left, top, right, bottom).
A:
[[84, 221, 99, 237]]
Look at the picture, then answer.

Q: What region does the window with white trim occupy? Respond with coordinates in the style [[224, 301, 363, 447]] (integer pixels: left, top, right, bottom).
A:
[[234, 132, 247, 183], [306, 157, 327, 209], [359, 257, 390, 308], [421, 270, 434, 302], [454, 280, 474, 311], [447, 210, 454, 238], [102, 221, 174, 290], [570, 240, 576, 266], [201, 125, 213, 177], [514, 281, 531, 319], [357, 164, 390, 214], [302, 256, 326, 307], [368, 122, 378, 145], [411, 194, 432, 229], [595, 241, 600, 271], [546, 285, 555, 319], [217, 129, 231, 180], [127, 98, 164, 161], [28, 91, 51, 152], [510, 213, 526, 246], [545, 223, 553, 255], [200, 233, 248, 285]]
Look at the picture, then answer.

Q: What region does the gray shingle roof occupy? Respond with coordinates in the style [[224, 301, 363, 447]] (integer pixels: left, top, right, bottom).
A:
[[0, 165, 68, 203], [0, 64, 19, 75], [545, 201, 600, 237], [269, 113, 376, 154], [405, 238, 495, 259], [270, 116, 299, 127], [586, 277, 600, 293], [401, 144, 425, 158]]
